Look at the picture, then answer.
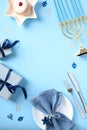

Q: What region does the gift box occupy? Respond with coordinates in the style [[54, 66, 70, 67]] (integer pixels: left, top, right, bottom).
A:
[[0, 63, 25, 100], [0, 39, 19, 58]]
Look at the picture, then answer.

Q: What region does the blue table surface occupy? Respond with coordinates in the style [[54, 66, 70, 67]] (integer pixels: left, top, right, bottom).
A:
[[0, 0, 87, 130]]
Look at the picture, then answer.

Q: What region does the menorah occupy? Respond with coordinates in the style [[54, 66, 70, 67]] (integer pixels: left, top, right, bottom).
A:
[[54, 0, 87, 56]]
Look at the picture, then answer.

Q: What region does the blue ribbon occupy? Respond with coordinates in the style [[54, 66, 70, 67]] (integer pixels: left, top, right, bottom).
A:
[[0, 69, 27, 99], [0, 39, 19, 57]]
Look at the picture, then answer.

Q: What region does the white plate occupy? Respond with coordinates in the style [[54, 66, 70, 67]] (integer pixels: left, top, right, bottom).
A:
[[33, 95, 73, 130]]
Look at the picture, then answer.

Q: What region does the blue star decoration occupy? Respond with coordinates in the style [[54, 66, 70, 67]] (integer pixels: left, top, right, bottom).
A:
[[42, 1, 47, 7], [7, 113, 13, 120], [18, 116, 24, 121], [42, 116, 53, 126], [72, 62, 77, 69]]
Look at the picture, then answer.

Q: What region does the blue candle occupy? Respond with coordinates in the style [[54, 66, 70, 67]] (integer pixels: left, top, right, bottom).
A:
[[60, 0, 69, 21], [70, 0, 79, 17], [73, 0, 81, 16], [65, 0, 73, 19], [56, 0, 64, 22], [76, 0, 85, 16], [54, 0, 63, 22]]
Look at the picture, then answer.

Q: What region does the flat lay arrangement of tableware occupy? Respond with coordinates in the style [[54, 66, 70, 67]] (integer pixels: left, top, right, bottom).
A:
[[31, 89, 74, 130], [0, 0, 87, 130], [33, 95, 73, 130]]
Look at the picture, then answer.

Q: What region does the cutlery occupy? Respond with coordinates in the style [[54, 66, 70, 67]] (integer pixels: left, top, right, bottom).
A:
[[67, 72, 87, 113], [64, 80, 86, 119]]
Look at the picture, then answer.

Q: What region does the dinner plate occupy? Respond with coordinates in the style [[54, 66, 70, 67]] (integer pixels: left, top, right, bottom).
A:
[[33, 95, 73, 130]]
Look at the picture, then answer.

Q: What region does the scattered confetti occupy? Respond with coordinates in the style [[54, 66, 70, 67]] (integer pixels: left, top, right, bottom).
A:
[[72, 62, 77, 69], [7, 113, 13, 120], [42, 116, 52, 125], [4, 27, 11, 32], [45, 8, 52, 15], [0, 40, 2, 43], [16, 106, 21, 111], [18, 116, 24, 121], [69, 43, 75, 49], [0, 11, 3, 14], [42, 1, 47, 7]]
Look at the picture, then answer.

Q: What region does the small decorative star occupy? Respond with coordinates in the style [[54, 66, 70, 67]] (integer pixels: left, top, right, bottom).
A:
[[5, 27, 11, 32], [16, 105, 21, 111], [42, 1, 47, 7], [45, 8, 52, 15], [18, 116, 24, 121], [5, 0, 37, 26], [42, 116, 52, 125], [7, 113, 13, 120], [72, 62, 77, 69], [69, 43, 75, 49]]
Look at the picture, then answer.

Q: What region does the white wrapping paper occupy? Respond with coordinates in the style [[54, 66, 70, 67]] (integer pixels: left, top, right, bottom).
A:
[[0, 64, 22, 100], [0, 40, 12, 58]]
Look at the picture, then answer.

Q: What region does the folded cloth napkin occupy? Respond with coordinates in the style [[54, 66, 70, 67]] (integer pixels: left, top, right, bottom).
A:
[[31, 89, 74, 130]]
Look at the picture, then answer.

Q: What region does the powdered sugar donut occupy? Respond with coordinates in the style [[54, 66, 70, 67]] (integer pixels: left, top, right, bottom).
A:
[[13, 0, 28, 14]]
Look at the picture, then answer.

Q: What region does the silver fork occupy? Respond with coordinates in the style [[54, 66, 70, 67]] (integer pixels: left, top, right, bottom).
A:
[[64, 80, 86, 119]]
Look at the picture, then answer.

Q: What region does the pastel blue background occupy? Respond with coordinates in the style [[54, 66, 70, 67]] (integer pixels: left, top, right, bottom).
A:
[[0, 0, 87, 130]]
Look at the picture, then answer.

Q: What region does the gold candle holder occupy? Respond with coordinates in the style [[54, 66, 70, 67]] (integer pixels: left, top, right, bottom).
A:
[[59, 16, 87, 56]]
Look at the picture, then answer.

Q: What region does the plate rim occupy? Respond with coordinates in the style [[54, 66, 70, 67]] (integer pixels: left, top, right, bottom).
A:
[[32, 95, 74, 130]]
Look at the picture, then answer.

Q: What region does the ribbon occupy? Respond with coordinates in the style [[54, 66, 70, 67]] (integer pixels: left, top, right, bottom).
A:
[[0, 69, 27, 99], [0, 39, 19, 57]]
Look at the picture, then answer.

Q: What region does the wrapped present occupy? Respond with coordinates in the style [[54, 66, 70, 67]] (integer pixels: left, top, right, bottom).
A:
[[0, 63, 27, 100], [0, 39, 19, 58]]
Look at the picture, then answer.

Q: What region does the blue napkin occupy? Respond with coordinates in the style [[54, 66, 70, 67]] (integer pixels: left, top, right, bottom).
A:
[[31, 89, 74, 130]]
